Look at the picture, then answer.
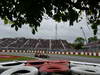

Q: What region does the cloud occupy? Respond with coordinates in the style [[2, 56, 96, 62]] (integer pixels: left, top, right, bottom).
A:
[[0, 17, 95, 43]]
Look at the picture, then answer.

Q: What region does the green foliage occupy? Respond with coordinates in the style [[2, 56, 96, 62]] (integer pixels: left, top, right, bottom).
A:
[[3, 17, 8, 24], [0, 56, 35, 62], [71, 43, 83, 49], [0, 0, 100, 34], [88, 36, 98, 43], [32, 29, 35, 34], [74, 37, 85, 49], [75, 37, 85, 44]]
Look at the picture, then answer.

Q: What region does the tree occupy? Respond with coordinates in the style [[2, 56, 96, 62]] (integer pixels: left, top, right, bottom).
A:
[[0, 0, 100, 34], [75, 37, 85, 44], [74, 37, 85, 49], [88, 36, 98, 43]]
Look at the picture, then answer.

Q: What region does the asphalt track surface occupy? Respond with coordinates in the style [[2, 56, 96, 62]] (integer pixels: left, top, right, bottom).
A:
[[0, 52, 100, 64]]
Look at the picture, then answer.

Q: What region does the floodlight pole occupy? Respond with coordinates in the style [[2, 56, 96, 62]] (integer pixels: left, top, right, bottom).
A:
[[55, 24, 57, 40], [80, 27, 88, 44]]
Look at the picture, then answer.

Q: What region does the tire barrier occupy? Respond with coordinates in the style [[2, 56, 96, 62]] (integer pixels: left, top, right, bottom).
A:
[[47, 60, 69, 65], [70, 61, 100, 67], [1, 66, 38, 75], [25, 60, 48, 68], [39, 64, 69, 73], [0, 61, 25, 69], [18, 60, 27, 63], [71, 65, 100, 75], [70, 61, 89, 67]]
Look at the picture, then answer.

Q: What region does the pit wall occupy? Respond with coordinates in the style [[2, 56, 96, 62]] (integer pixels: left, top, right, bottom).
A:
[[0, 50, 100, 56]]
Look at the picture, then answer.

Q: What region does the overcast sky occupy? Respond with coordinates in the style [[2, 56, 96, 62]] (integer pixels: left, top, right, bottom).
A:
[[0, 14, 100, 43]]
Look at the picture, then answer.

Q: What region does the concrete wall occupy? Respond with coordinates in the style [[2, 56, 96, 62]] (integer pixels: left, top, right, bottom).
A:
[[0, 50, 100, 56]]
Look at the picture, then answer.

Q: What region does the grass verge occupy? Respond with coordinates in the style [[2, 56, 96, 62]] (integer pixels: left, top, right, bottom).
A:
[[48, 54, 100, 58], [0, 56, 35, 62]]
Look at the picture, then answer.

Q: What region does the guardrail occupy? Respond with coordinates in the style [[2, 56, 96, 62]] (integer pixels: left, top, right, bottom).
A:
[[0, 49, 100, 56]]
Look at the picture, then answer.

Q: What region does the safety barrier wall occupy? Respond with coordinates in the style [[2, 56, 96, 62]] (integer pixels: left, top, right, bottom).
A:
[[0, 50, 100, 56]]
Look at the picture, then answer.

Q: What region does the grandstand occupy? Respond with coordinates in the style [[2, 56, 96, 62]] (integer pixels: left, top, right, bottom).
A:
[[84, 41, 100, 50], [0, 38, 73, 51]]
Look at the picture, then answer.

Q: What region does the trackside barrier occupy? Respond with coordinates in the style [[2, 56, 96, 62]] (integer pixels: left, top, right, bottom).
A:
[[15, 50, 18, 53], [7, 50, 10, 52], [55, 52, 57, 54], [98, 53, 100, 56], [0, 50, 100, 56], [85, 52, 88, 55], [62, 52, 65, 54], [81, 52, 84, 55], [66, 52, 69, 55], [11, 50, 14, 52], [32, 51, 34, 53], [23, 50, 25, 53], [2, 50, 6, 52]]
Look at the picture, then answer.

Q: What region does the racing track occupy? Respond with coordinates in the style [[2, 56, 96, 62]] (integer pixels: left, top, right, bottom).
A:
[[0, 52, 100, 64], [47, 54, 100, 64]]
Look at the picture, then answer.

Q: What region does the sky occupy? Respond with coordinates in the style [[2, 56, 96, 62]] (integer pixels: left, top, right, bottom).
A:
[[0, 14, 99, 43]]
